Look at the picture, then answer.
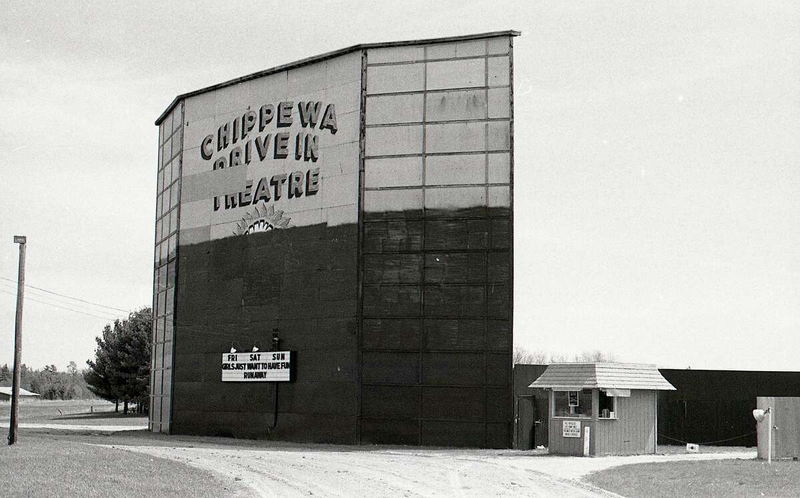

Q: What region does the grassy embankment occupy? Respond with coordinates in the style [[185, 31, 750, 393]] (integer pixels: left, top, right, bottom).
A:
[[587, 458, 800, 497], [0, 435, 248, 497], [0, 400, 246, 496]]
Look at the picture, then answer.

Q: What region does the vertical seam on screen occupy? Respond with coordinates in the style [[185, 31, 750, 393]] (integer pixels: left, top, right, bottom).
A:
[[419, 45, 428, 446], [507, 36, 515, 448], [356, 48, 368, 445], [484, 38, 490, 448]]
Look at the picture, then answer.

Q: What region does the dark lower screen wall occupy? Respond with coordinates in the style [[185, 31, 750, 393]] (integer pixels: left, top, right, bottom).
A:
[[172, 223, 360, 442], [172, 212, 513, 447], [359, 207, 513, 448], [172, 209, 513, 447]]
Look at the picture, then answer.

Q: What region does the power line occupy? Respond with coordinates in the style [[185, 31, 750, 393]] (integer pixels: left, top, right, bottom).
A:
[[0, 288, 120, 320], [0, 289, 121, 321], [0, 280, 127, 315], [0, 282, 133, 323], [0, 276, 130, 313], [0, 277, 131, 313]]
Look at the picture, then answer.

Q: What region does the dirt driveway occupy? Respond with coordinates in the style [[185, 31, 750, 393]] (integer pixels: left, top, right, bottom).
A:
[[102, 442, 754, 497]]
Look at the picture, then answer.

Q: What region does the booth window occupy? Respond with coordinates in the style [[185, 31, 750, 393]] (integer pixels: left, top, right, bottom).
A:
[[598, 390, 617, 419], [554, 389, 592, 418]]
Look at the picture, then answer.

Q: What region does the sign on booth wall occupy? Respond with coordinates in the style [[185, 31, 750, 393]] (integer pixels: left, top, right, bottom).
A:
[[562, 420, 581, 438], [221, 351, 292, 382]]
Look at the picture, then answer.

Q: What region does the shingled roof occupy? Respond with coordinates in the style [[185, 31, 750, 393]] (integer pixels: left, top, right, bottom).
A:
[[0, 387, 40, 397], [529, 363, 676, 391]]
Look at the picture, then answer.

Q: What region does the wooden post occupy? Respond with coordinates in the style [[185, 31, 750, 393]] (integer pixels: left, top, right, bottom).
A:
[[8, 235, 26, 446], [654, 391, 658, 454], [767, 407, 772, 464]]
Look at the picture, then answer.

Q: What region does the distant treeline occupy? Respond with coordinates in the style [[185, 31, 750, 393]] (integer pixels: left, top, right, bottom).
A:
[[0, 362, 95, 400]]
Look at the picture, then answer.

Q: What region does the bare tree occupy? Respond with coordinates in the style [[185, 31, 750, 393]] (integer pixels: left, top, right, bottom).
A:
[[573, 350, 616, 362], [513, 347, 549, 365], [513, 348, 619, 365]]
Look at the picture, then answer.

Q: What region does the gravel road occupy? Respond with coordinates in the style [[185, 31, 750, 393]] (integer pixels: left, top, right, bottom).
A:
[[102, 443, 754, 497]]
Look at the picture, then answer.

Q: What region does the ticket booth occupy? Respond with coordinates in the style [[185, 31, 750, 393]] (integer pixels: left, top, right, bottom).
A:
[[530, 363, 675, 456]]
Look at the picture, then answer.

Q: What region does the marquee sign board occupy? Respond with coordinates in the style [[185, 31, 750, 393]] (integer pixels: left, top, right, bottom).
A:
[[221, 351, 292, 382]]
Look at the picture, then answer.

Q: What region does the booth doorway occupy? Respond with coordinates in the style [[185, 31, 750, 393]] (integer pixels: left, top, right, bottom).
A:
[[517, 396, 535, 449], [516, 396, 549, 449], [532, 396, 549, 448]]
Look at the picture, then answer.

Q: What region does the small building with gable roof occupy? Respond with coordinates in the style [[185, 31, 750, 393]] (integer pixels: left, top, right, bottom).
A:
[[0, 387, 40, 402], [530, 362, 675, 456]]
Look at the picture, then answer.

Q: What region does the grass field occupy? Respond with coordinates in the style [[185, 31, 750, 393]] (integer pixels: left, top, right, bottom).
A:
[[0, 400, 228, 496], [0, 435, 248, 497], [0, 399, 145, 425], [587, 458, 800, 497]]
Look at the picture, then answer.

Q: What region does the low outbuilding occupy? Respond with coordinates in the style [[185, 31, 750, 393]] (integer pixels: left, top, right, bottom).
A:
[[0, 387, 41, 401], [529, 362, 675, 456]]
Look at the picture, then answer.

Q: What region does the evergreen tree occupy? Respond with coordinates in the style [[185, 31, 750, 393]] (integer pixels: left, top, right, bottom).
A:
[[85, 307, 152, 413], [19, 364, 30, 391], [0, 364, 9, 385], [85, 323, 121, 407]]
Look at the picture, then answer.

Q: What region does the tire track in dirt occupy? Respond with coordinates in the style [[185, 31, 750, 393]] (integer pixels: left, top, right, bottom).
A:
[[99, 444, 620, 497]]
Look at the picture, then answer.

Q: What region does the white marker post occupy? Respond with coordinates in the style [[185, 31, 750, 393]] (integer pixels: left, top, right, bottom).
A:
[[583, 426, 591, 456], [753, 406, 773, 464]]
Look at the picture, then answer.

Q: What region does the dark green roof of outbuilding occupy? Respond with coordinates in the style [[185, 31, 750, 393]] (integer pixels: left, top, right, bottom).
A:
[[529, 363, 676, 391], [155, 30, 521, 125]]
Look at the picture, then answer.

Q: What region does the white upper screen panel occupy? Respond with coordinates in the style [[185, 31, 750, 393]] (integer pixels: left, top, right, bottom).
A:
[[363, 35, 513, 216], [168, 33, 514, 244]]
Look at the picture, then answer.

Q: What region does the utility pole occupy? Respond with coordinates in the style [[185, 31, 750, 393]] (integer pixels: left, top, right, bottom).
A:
[[8, 235, 26, 446]]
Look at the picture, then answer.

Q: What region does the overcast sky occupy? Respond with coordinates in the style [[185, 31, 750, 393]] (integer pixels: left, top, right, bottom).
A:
[[1, 0, 798, 371]]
